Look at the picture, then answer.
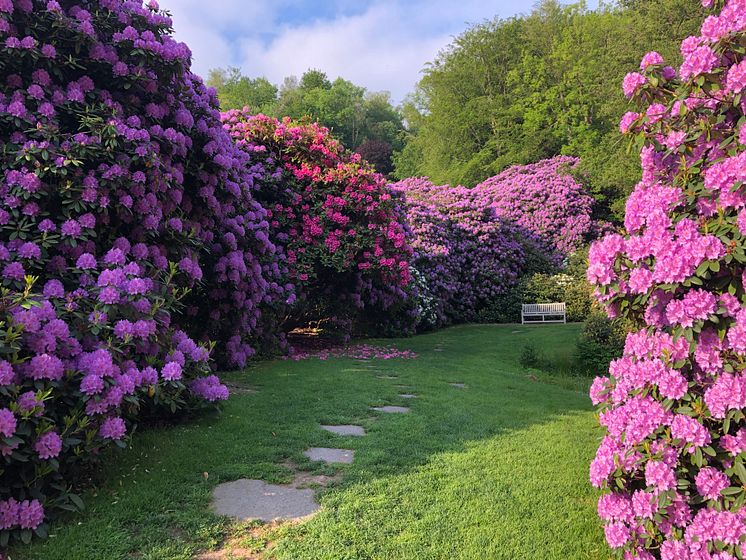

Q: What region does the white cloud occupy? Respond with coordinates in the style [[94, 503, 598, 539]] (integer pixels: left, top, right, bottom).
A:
[[236, 4, 451, 101], [158, 0, 588, 104]]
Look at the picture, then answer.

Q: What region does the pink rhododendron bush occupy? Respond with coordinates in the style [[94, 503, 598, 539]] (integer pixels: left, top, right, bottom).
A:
[[222, 110, 414, 337], [0, 0, 291, 544], [390, 177, 536, 326], [588, 1, 746, 557], [474, 156, 595, 258]]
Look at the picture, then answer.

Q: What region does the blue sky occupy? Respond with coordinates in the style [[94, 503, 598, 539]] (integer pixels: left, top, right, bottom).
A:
[[159, 0, 598, 104]]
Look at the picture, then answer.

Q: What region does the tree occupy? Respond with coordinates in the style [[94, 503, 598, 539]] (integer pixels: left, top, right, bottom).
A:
[[206, 67, 277, 112], [356, 139, 394, 175], [209, 68, 406, 172], [395, 0, 702, 220]]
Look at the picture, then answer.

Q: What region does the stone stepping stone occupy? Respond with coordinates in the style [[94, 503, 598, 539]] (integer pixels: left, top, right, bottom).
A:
[[399, 394, 417, 399], [304, 447, 355, 464], [371, 406, 410, 414], [376, 375, 398, 380], [320, 425, 366, 437], [211, 479, 319, 522], [449, 382, 467, 389], [224, 382, 258, 395]]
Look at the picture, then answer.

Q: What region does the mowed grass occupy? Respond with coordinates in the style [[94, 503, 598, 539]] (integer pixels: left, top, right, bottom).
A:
[[13, 324, 608, 560]]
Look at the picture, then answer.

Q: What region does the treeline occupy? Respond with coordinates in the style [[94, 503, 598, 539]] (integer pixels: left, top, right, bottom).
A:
[[207, 68, 404, 175], [396, 0, 702, 219]]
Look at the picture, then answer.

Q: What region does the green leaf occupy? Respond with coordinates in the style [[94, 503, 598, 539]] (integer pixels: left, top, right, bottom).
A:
[[69, 493, 85, 511]]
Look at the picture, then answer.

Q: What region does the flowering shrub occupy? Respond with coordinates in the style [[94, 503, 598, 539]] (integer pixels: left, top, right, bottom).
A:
[[0, 0, 299, 543], [391, 177, 535, 326], [588, 1, 746, 556], [222, 110, 413, 337], [474, 156, 595, 258]]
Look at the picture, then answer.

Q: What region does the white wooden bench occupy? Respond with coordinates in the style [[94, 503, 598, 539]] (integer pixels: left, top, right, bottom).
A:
[[521, 303, 566, 324]]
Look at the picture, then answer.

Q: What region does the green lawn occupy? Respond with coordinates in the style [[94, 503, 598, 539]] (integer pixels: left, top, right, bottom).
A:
[[14, 324, 607, 560]]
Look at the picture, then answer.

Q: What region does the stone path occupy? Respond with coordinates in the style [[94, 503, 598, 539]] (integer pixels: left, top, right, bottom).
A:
[[321, 424, 366, 436], [304, 447, 355, 464], [211, 354, 421, 530], [371, 405, 410, 413], [212, 479, 319, 522], [449, 382, 467, 389]]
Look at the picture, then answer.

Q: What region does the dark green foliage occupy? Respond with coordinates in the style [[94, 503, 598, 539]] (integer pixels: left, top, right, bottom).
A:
[[476, 289, 523, 324], [573, 311, 628, 375], [519, 341, 543, 369]]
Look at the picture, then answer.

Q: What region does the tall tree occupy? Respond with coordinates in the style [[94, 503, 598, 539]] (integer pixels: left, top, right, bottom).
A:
[[209, 68, 405, 174], [206, 67, 278, 113]]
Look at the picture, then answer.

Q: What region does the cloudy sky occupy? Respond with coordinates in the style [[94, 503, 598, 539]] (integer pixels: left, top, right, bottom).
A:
[[158, 0, 597, 104]]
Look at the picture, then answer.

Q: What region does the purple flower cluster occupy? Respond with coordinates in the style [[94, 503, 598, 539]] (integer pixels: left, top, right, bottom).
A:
[[390, 177, 532, 326], [0, 0, 262, 542], [589, 1, 746, 556]]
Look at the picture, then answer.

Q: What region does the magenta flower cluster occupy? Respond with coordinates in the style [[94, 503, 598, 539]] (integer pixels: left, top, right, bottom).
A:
[[589, 1, 746, 557], [473, 156, 596, 259], [221, 111, 415, 338]]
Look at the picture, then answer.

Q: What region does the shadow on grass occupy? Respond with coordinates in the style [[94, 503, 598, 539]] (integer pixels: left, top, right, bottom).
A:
[[14, 324, 604, 560]]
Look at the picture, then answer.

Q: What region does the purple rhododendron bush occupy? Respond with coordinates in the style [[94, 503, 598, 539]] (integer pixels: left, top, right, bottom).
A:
[[0, 0, 295, 544], [391, 156, 597, 327], [588, 0, 746, 557], [222, 110, 415, 338], [474, 155, 596, 258], [391, 177, 534, 326]]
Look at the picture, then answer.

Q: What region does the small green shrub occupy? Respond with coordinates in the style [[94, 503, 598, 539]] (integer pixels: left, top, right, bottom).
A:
[[519, 342, 544, 369], [573, 311, 627, 375]]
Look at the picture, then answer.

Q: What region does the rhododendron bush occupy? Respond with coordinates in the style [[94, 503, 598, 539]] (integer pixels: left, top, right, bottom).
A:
[[588, 1, 746, 557], [222, 110, 414, 336], [391, 157, 596, 327], [474, 156, 596, 258], [0, 0, 295, 544], [391, 177, 534, 326]]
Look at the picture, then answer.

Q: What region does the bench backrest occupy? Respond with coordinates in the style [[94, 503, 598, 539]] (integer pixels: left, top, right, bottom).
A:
[[521, 303, 566, 313]]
